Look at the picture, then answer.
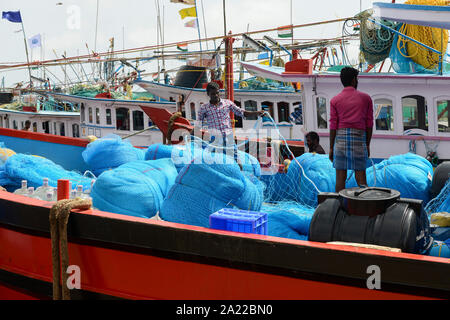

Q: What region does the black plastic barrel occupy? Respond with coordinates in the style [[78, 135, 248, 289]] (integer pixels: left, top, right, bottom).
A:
[[0, 92, 13, 104], [173, 65, 208, 89], [430, 161, 450, 199], [309, 190, 432, 253]]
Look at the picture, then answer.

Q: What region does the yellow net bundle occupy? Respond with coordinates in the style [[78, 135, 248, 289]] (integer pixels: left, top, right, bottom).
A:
[[398, 0, 449, 70]]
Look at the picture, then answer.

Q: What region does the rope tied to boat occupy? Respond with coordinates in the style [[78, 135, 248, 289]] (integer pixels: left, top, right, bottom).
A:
[[167, 112, 182, 145], [49, 198, 92, 300]]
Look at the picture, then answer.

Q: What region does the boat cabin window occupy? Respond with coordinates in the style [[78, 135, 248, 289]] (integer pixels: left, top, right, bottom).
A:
[[21, 121, 24, 129], [316, 97, 327, 129], [402, 95, 428, 131], [5, 117, 9, 129], [42, 121, 50, 134], [292, 101, 303, 124], [88, 107, 93, 123], [80, 103, 85, 122], [96, 108, 100, 124], [261, 101, 274, 120], [244, 100, 258, 120], [116, 108, 130, 131], [190, 102, 196, 120], [32, 122, 37, 132], [13, 120, 17, 130], [132, 110, 144, 131], [106, 108, 112, 125], [53, 122, 57, 135], [278, 101, 290, 123], [374, 98, 394, 131], [436, 100, 450, 133], [60, 122, 65, 136], [72, 124, 80, 138]]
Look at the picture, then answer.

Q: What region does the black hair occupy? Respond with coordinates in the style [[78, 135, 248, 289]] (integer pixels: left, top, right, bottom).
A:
[[305, 131, 319, 142], [25, 120, 31, 125], [206, 81, 220, 94], [340, 67, 359, 87]]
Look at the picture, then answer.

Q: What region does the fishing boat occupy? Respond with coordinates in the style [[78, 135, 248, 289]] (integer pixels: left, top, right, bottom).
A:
[[0, 4, 449, 300], [0, 131, 448, 300]]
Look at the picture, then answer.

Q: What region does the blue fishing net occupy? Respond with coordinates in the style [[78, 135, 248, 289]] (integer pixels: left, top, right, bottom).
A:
[[262, 202, 314, 241], [425, 177, 450, 215], [346, 153, 433, 203], [82, 134, 145, 176], [91, 158, 178, 218], [0, 153, 92, 191], [160, 153, 264, 228]]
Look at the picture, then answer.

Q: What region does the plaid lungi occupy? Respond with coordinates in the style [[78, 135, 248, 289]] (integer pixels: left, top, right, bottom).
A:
[[333, 128, 368, 171]]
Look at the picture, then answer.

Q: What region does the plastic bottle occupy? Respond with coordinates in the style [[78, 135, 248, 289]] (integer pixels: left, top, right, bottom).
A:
[[75, 185, 84, 198], [44, 190, 55, 203], [69, 189, 77, 199], [13, 180, 28, 195], [35, 178, 53, 200], [26, 187, 39, 199], [83, 180, 95, 199]]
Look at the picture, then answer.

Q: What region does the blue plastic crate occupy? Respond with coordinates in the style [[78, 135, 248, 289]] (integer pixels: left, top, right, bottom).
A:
[[209, 208, 268, 235]]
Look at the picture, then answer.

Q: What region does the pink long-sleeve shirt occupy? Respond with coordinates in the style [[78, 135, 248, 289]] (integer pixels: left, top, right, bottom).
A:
[[329, 87, 374, 130]]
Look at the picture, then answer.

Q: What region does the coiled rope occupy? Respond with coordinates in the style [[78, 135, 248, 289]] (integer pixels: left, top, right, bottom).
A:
[[397, 0, 448, 70], [49, 198, 92, 300]]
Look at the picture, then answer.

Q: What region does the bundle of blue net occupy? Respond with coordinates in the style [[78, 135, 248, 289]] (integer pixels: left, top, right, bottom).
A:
[[424, 177, 450, 215], [90, 158, 178, 218], [160, 153, 264, 228], [82, 134, 145, 176], [262, 153, 334, 207], [0, 153, 92, 192], [262, 202, 315, 241], [346, 153, 433, 203]]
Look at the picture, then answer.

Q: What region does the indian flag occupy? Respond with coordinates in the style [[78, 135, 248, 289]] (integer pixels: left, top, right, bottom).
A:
[[177, 43, 188, 51], [277, 25, 293, 38]]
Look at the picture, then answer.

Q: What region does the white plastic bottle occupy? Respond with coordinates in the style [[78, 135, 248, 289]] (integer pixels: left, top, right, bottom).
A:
[[44, 190, 55, 203], [35, 178, 53, 200], [75, 185, 84, 198], [82, 180, 95, 200], [69, 189, 77, 199], [13, 180, 28, 195], [26, 187, 39, 199]]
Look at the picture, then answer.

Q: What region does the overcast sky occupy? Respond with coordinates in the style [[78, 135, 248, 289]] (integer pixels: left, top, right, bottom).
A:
[[0, 0, 393, 87]]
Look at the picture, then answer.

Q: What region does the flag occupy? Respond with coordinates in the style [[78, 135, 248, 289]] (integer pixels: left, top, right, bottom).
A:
[[277, 25, 293, 38], [178, 6, 196, 19], [177, 43, 188, 51], [171, 0, 196, 4], [184, 19, 197, 28], [2, 11, 22, 23], [28, 34, 41, 48]]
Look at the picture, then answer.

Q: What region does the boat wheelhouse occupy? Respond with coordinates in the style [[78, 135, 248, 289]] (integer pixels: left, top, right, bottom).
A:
[[242, 62, 450, 162]]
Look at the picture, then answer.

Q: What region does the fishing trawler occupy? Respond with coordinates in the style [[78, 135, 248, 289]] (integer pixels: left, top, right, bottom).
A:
[[0, 2, 449, 301]]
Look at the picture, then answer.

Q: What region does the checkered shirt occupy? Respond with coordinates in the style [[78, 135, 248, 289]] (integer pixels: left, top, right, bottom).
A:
[[198, 99, 244, 136]]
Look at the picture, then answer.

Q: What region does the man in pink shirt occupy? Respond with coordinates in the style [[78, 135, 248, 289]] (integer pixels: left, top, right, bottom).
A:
[[329, 67, 373, 192]]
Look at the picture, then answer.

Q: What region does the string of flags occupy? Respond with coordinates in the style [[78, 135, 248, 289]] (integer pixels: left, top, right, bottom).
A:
[[171, 0, 198, 51]]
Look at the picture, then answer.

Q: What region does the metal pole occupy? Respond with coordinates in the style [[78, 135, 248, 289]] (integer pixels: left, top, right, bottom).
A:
[[94, 0, 99, 53], [195, 0, 202, 52], [222, 0, 227, 37], [20, 21, 33, 87]]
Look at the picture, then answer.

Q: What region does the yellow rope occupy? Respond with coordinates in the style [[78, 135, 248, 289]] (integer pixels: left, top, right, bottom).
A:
[[397, 0, 448, 69]]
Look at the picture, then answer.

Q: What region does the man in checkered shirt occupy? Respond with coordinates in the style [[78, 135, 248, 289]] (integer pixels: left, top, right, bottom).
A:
[[198, 81, 264, 167]]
